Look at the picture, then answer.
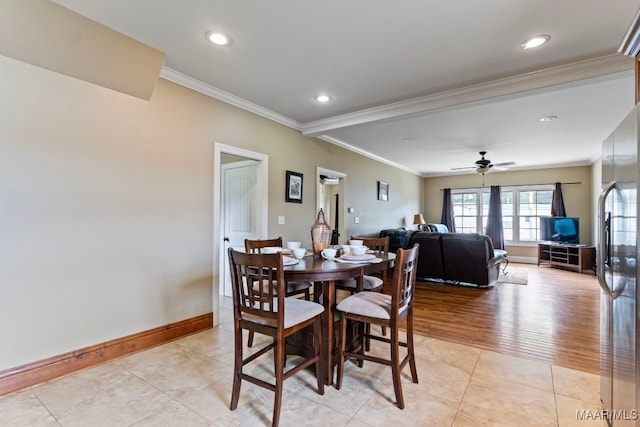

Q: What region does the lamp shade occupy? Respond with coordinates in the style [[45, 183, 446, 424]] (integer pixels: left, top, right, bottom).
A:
[[413, 214, 426, 225]]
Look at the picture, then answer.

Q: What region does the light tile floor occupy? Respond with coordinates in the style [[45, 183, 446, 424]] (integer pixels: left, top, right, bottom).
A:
[[0, 297, 605, 426]]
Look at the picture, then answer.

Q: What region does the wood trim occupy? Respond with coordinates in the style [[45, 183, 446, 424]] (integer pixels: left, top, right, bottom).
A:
[[0, 313, 213, 397]]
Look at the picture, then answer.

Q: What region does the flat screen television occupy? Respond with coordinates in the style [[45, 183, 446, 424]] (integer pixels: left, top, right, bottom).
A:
[[540, 216, 579, 244]]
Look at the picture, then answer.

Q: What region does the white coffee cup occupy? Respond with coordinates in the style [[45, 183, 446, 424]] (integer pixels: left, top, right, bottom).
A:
[[349, 239, 364, 246], [291, 248, 306, 259], [350, 245, 367, 256], [321, 248, 337, 259], [341, 244, 351, 254], [286, 241, 301, 250]]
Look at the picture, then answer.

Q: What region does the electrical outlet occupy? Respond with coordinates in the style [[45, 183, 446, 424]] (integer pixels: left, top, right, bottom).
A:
[[354, 217, 359, 224], [278, 216, 285, 225]]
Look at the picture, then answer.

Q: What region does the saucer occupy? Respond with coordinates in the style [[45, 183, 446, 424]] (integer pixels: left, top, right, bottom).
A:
[[283, 256, 299, 266], [340, 253, 376, 261]]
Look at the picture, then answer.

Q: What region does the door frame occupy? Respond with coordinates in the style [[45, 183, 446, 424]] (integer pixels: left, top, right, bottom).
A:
[[213, 143, 268, 326], [316, 166, 346, 244]]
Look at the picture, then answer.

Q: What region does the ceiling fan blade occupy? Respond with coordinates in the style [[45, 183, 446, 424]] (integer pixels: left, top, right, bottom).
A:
[[450, 166, 477, 171], [491, 161, 516, 168]]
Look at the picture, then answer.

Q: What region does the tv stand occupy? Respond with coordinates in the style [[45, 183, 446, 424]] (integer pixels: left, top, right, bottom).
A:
[[537, 242, 595, 274]]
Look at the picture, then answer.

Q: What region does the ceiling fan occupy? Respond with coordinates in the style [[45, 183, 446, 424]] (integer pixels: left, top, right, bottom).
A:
[[451, 151, 516, 175]]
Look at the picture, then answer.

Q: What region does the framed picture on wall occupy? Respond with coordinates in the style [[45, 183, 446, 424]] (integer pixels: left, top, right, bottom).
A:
[[286, 170, 303, 203], [378, 181, 389, 201]]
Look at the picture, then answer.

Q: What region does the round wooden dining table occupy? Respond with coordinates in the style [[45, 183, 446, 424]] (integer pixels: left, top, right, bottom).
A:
[[284, 252, 396, 385]]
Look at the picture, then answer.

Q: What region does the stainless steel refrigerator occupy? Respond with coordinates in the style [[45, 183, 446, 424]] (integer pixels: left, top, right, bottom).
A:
[[599, 104, 639, 426]]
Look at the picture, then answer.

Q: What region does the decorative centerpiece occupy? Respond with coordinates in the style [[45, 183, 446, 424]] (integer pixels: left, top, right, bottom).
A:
[[311, 208, 332, 257]]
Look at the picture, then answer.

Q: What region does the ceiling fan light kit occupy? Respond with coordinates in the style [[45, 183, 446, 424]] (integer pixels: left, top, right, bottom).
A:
[[452, 151, 516, 175]]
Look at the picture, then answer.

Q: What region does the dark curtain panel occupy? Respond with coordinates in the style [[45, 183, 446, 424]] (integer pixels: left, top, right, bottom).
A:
[[485, 185, 505, 250], [551, 182, 567, 217], [441, 188, 456, 232]]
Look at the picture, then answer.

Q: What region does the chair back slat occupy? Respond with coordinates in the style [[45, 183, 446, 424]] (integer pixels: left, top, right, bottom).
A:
[[392, 243, 419, 314], [350, 236, 389, 256], [245, 237, 283, 253], [351, 236, 390, 283], [228, 248, 285, 324]]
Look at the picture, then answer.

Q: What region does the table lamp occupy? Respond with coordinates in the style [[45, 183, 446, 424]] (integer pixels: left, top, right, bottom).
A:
[[413, 213, 426, 231]]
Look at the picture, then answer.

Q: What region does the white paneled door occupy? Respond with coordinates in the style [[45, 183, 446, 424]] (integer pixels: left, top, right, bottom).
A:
[[221, 160, 258, 297]]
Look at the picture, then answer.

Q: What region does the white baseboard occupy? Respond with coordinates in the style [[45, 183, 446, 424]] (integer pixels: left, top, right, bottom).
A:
[[507, 256, 537, 264]]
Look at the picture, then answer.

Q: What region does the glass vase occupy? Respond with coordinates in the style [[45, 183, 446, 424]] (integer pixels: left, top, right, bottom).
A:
[[311, 208, 332, 257]]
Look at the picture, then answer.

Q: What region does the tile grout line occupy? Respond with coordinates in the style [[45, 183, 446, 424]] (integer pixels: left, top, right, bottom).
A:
[[117, 360, 216, 425], [33, 392, 63, 426], [449, 347, 482, 426]]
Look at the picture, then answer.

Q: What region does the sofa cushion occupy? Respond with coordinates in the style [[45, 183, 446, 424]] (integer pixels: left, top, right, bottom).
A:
[[379, 228, 417, 253]]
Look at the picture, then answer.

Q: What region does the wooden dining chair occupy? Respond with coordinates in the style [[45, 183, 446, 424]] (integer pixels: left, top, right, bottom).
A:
[[245, 237, 313, 347], [335, 243, 419, 409], [335, 235, 391, 344], [228, 248, 324, 427], [335, 235, 390, 294]]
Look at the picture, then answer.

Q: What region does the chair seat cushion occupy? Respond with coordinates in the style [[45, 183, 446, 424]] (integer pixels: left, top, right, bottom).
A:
[[253, 280, 311, 295], [335, 275, 383, 291], [246, 298, 324, 329], [285, 281, 312, 294], [337, 291, 398, 320]]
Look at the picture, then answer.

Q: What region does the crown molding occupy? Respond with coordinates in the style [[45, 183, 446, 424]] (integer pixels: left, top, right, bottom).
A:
[[301, 54, 634, 137], [161, 55, 632, 176], [317, 135, 421, 176], [160, 67, 302, 130], [619, 9, 640, 57]]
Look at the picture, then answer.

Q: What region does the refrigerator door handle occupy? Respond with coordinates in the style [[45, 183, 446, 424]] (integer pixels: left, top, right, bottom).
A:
[[597, 180, 617, 298]]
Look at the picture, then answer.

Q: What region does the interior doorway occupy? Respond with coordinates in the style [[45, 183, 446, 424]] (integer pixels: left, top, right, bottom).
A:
[[213, 143, 268, 326], [316, 167, 346, 245]]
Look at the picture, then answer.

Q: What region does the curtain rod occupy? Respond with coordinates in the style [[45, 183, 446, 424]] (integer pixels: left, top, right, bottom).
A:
[[440, 181, 581, 191]]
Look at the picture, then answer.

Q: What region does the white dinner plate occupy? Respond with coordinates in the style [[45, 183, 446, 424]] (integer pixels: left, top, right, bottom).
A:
[[341, 253, 376, 261], [283, 256, 299, 266]]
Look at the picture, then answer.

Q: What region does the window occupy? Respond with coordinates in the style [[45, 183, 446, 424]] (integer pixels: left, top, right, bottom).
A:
[[452, 192, 478, 233], [452, 186, 553, 244]]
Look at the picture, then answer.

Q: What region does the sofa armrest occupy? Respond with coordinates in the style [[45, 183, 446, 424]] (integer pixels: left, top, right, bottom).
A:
[[487, 255, 503, 268]]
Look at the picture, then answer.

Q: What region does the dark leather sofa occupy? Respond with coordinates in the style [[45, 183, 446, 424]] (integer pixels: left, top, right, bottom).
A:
[[380, 228, 504, 287]]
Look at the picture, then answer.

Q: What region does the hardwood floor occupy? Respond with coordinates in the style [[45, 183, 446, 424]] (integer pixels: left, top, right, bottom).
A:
[[404, 263, 601, 374]]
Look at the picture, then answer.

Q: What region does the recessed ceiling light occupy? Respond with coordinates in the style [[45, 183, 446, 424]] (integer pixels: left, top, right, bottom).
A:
[[314, 94, 331, 103], [539, 115, 557, 122], [206, 31, 232, 46], [521, 35, 550, 50]]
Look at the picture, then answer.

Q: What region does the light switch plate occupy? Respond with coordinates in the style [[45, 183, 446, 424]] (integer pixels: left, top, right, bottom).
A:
[[278, 216, 285, 225], [354, 217, 359, 224]]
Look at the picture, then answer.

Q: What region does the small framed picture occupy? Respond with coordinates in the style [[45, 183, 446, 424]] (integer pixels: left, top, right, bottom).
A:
[[378, 181, 389, 201], [286, 171, 303, 203]]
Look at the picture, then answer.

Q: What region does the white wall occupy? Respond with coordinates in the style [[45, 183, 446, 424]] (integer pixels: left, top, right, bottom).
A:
[[0, 54, 422, 371], [0, 56, 215, 370]]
